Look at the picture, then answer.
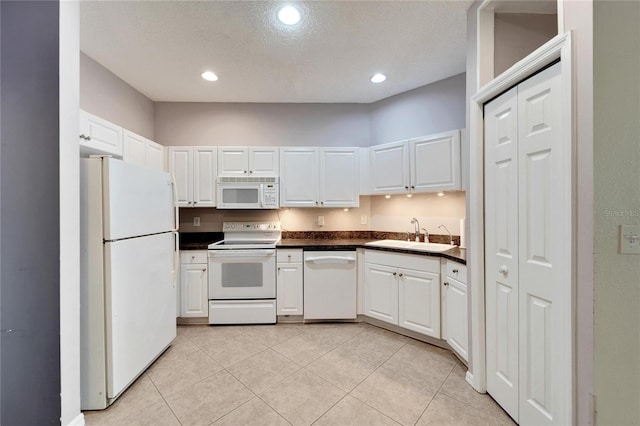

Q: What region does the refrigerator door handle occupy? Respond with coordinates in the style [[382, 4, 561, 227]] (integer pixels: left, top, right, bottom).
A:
[[172, 231, 179, 288], [170, 173, 179, 232]]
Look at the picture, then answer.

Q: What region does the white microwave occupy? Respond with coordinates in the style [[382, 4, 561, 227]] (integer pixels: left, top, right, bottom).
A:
[[216, 177, 279, 209]]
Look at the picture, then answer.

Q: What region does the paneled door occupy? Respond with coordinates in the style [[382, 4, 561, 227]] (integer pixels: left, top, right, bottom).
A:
[[484, 62, 569, 425], [485, 86, 519, 421]]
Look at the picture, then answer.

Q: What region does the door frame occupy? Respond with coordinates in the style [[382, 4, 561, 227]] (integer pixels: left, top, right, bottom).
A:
[[468, 30, 575, 414]]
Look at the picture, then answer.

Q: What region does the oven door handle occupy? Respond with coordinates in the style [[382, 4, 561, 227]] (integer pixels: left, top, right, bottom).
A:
[[208, 249, 276, 258]]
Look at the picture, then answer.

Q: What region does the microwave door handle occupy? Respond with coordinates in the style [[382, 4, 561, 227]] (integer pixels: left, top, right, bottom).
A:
[[259, 184, 264, 208]]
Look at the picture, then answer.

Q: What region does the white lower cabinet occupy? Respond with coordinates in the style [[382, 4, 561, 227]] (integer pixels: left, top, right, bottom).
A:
[[276, 250, 303, 316], [442, 260, 468, 361], [363, 250, 440, 339], [179, 251, 208, 318]]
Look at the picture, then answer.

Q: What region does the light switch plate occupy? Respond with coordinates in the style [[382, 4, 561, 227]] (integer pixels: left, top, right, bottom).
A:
[[620, 225, 640, 254], [318, 215, 325, 226], [193, 216, 201, 227], [361, 215, 368, 225]]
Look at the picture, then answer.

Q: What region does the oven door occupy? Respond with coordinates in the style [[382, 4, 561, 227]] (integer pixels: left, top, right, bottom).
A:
[[207, 249, 276, 299]]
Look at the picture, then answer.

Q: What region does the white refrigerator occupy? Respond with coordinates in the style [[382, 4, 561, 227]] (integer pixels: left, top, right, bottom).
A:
[[80, 157, 178, 410]]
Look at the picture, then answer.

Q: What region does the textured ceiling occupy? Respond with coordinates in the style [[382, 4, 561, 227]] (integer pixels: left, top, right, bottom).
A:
[[80, 1, 473, 103]]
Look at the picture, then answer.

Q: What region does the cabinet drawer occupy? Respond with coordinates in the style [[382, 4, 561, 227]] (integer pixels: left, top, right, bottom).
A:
[[365, 250, 440, 273], [277, 249, 303, 263], [180, 251, 208, 264], [446, 261, 467, 283]]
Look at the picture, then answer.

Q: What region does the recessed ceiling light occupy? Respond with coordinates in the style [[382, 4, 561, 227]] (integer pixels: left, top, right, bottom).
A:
[[437, 191, 445, 197], [278, 6, 301, 25], [201, 71, 218, 82], [370, 73, 387, 83], [385, 195, 391, 199]]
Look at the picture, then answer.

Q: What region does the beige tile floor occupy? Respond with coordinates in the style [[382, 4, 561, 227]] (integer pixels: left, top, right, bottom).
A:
[[83, 323, 515, 426]]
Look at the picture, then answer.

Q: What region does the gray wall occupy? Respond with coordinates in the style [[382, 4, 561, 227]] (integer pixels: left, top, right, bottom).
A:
[[81, 54, 466, 148], [154, 102, 372, 147], [1, 1, 61, 424], [80, 52, 155, 139], [594, 1, 640, 424], [494, 13, 557, 76], [369, 73, 466, 145]]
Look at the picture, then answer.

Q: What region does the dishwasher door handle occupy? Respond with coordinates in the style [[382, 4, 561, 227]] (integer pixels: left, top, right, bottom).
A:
[[304, 256, 356, 264]]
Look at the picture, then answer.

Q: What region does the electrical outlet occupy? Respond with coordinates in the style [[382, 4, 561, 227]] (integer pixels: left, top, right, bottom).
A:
[[620, 225, 640, 254], [318, 215, 325, 226], [193, 216, 201, 227], [361, 215, 368, 225]]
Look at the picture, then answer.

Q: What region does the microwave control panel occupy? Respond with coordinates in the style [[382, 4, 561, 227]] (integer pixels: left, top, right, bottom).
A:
[[263, 184, 279, 208]]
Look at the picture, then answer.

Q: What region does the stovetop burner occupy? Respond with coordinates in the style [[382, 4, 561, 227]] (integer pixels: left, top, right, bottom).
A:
[[207, 221, 281, 250]]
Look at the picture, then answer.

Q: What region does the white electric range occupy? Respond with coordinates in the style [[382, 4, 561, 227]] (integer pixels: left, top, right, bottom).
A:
[[207, 221, 281, 324]]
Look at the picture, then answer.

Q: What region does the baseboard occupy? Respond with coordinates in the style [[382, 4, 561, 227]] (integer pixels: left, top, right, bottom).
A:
[[64, 412, 85, 426], [465, 371, 475, 388], [176, 317, 208, 325]]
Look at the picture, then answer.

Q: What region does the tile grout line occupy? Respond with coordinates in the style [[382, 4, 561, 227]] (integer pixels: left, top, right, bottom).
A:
[[147, 372, 184, 426], [410, 359, 457, 425]]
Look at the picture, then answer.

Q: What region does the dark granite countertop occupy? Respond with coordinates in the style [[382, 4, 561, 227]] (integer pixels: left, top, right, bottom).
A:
[[179, 232, 466, 264], [278, 238, 466, 264]]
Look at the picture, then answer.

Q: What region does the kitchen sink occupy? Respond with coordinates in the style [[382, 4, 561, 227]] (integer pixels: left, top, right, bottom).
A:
[[365, 239, 456, 253]]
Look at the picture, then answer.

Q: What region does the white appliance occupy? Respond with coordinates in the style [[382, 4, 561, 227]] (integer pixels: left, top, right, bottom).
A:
[[80, 156, 177, 410], [207, 221, 280, 324], [303, 251, 357, 320], [216, 177, 279, 209]]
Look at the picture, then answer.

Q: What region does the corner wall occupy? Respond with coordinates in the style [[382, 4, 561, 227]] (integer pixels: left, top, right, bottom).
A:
[[593, 1, 640, 424], [80, 52, 155, 139]]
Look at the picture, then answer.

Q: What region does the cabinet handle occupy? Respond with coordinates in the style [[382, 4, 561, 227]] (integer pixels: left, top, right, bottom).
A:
[[193, 201, 198, 204], [315, 201, 319, 205], [278, 267, 281, 271], [79, 134, 92, 141], [320, 201, 324, 205], [498, 265, 509, 275], [393, 272, 397, 276], [411, 186, 415, 190], [249, 170, 253, 174], [191, 256, 195, 260], [452, 269, 458, 273], [444, 282, 449, 286], [404, 186, 409, 190], [398, 273, 403, 277], [244, 170, 248, 174], [202, 269, 206, 272]]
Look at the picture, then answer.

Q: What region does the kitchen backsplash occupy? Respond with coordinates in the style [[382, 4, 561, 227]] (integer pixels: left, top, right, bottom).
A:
[[178, 192, 466, 236]]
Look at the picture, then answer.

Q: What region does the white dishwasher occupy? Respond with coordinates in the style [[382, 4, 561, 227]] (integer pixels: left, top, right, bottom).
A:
[[303, 251, 357, 320]]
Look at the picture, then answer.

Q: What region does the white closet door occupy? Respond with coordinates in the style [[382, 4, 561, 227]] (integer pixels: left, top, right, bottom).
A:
[[484, 86, 520, 422], [517, 63, 568, 426]]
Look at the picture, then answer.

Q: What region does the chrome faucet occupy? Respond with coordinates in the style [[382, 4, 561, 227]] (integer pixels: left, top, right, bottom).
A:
[[421, 228, 429, 243], [410, 218, 420, 242], [438, 224, 454, 245]]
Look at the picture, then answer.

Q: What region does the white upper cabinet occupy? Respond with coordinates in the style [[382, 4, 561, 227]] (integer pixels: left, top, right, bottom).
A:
[[369, 141, 410, 194], [123, 129, 166, 171], [280, 147, 359, 208], [168, 146, 217, 207], [218, 146, 279, 177], [79, 110, 123, 158], [410, 130, 461, 192], [319, 148, 359, 207], [280, 147, 319, 207], [369, 129, 462, 194]]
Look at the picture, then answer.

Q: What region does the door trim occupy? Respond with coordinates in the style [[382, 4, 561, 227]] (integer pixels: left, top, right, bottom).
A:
[[468, 31, 574, 420]]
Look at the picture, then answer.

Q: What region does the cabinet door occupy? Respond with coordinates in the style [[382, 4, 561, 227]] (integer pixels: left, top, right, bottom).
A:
[[249, 147, 279, 177], [145, 140, 165, 171], [180, 263, 208, 317], [320, 148, 359, 207], [193, 147, 217, 207], [410, 130, 461, 192], [363, 263, 398, 325], [280, 147, 319, 207], [218, 146, 249, 176], [276, 263, 303, 315], [168, 147, 193, 207], [398, 268, 440, 338], [369, 141, 410, 194], [445, 277, 468, 361], [79, 110, 123, 157], [123, 130, 147, 166]]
